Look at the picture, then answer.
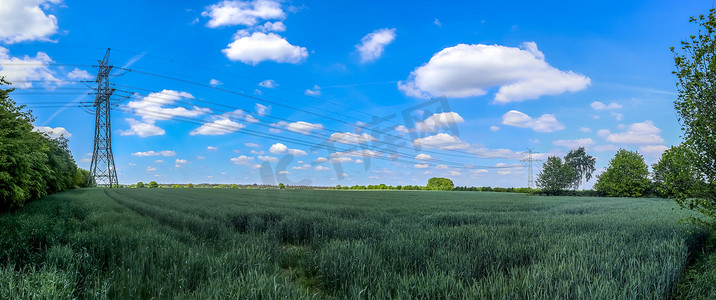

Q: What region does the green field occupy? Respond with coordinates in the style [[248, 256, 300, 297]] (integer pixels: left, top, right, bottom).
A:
[[0, 188, 709, 299]]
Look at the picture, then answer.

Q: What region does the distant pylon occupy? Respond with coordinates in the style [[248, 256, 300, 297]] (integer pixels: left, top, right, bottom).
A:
[[88, 48, 118, 187], [521, 148, 540, 188]]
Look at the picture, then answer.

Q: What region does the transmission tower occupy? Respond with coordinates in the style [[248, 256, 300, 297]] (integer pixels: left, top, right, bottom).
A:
[[521, 148, 540, 188], [88, 49, 119, 187]]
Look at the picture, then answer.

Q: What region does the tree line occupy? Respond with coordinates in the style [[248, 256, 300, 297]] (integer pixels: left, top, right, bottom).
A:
[[0, 78, 93, 210]]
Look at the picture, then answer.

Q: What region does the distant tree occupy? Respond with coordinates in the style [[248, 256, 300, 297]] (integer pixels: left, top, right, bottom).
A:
[[171, 184, 182, 188], [74, 168, 95, 188], [671, 8, 716, 227], [148, 181, 159, 188], [136, 182, 145, 188], [186, 183, 194, 188], [426, 177, 454, 191], [536, 156, 575, 194], [594, 149, 650, 197], [335, 184, 340, 190], [279, 183, 285, 189], [564, 147, 596, 190], [652, 144, 703, 199]]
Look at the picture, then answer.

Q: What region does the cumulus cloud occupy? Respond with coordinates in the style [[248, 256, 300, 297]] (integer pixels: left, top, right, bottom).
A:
[[552, 138, 594, 148], [398, 42, 590, 102], [245, 142, 259, 147], [329, 132, 377, 145], [269, 143, 307, 156], [132, 150, 177, 157], [600, 121, 664, 144], [258, 155, 278, 162], [395, 125, 410, 133], [415, 153, 432, 160], [207, 146, 218, 151], [67, 68, 93, 80], [356, 28, 396, 63], [230, 155, 254, 165], [222, 32, 308, 65], [501, 110, 564, 133], [271, 120, 323, 135], [0, 47, 62, 89], [257, 21, 286, 32], [33, 126, 71, 139], [415, 112, 465, 132], [315, 166, 330, 171], [305, 85, 321, 96], [591, 101, 622, 110], [414, 163, 429, 169], [0, 0, 60, 43], [210, 79, 222, 86], [121, 118, 166, 137], [190, 119, 245, 135], [175, 159, 189, 168], [255, 103, 270, 116], [122, 90, 210, 137], [259, 79, 278, 88], [330, 149, 381, 159], [413, 133, 469, 150], [202, 0, 285, 28]]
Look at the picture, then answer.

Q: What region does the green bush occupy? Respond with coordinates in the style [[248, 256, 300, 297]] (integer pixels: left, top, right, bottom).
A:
[[594, 149, 650, 197], [136, 182, 145, 188], [148, 181, 159, 188], [426, 177, 454, 191]]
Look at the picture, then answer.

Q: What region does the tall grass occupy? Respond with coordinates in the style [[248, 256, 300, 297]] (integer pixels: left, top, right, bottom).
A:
[[0, 189, 708, 299]]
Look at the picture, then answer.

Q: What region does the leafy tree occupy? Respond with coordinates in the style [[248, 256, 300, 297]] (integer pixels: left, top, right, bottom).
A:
[[426, 177, 454, 191], [279, 183, 285, 189], [536, 156, 575, 194], [564, 147, 596, 190], [671, 8, 716, 227], [652, 144, 703, 199], [594, 149, 650, 197], [171, 184, 182, 188], [74, 168, 95, 188], [186, 183, 194, 188], [136, 182, 145, 188], [148, 181, 159, 188]]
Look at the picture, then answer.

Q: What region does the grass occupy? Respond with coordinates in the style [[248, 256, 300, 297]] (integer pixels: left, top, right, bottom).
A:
[[0, 188, 709, 299]]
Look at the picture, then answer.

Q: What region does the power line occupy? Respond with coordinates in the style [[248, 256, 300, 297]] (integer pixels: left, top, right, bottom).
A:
[[88, 49, 119, 187]]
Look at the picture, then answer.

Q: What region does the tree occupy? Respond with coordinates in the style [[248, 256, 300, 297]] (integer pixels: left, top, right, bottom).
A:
[[564, 147, 596, 190], [426, 177, 454, 191], [279, 183, 285, 189], [594, 149, 650, 197], [536, 156, 575, 194], [185, 183, 194, 188], [672, 8, 716, 227], [652, 144, 703, 199], [74, 168, 95, 188], [136, 182, 145, 188], [148, 181, 159, 188]]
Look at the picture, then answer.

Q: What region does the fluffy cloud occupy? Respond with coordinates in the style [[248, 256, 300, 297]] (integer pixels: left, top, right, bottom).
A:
[[414, 163, 429, 169], [122, 90, 210, 137], [501, 110, 565, 133], [33, 126, 71, 139], [329, 132, 377, 145], [222, 32, 308, 65], [398, 42, 590, 102], [413, 133, 469, 150], [121, 118, 166, 137], [255, 103, 270, 116], [271, 121, 323, 135], [0, 47, 61, 89], [258, 155, 278, 162], [207, 146, 218, 151], [210, 79, 222, 86], [591, 101, 623, 110], [132, 150, 177, 157], [230, 155, 254, 165], [67, 68, 93, 80], [0, 0, 60, 43], [552, 138, 594, 148], [269, 143, 307, 156], [190, 119, 245, 135], [315, 157, 328, 163], [245, 142, 259, 147], [415, 112, 465, 132], [257, 21, 285, 32], [395, 125, 409, 133], [600, 121, 664, 144], [305, 85, 321, 96], [175, 159, 189, 168], [330, 149, 381, 159], [259, 79, 278, 88], [202, 0, 285, 28], [356, 28, 396, 63], [415, 153, 432, 160], [315, 166, 330, 171]]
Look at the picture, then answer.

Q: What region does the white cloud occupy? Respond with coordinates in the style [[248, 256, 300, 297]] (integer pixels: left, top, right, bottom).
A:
[[146, 166, 157, 172], [415, 153, 432, 160], [397, 81, 430, 99], [258, 155, 278, 162], [580, 127, 591, 133], [122, 90, 210, 137], [611, 112, 623, 121], [490, 126, 500, 132], [245, 142, 259, 147], [331, 157, 352, 163], [305, 85, 321, 96], [448, 171, 462, 176], [395, 125, 410, 133], [471, 169, 488, 174], [269, 143, 307, 156], [121, 118, 166, 137], [291, 164, 312, 170], [329, 132, 377, 145], [413, 133, 469, 150], [0, 0, 60, 43], [315, 166, 330, 171], [552, 138, 594, 149], [415, 112, 465, 132], [257, 21, 285, 32], [132, 150, 176, 157], [222, 32, 308, 65], [414, 163, 429, 169], [434, 18, 442, 27], [272, 121, 323, 135], [33, 126, 71, 139], [190, 119, 245, 135], [639, 145, 668, 157], [207, 146, 218, 151], [278, 170, 289, 175], [210, 78, 222, 86], [399, 42, 590, 102], [436, 164, 449, 169], [230, 155, 254, 165], [202, 0, 285, 28], [356, 28, 396, 63], [67, 68, 93, 80], [355, 159, 364, 164], [255, 103, 270, 116], [501, 110, 564, 133], [469, 147, 522, 159], [601, 121, 664, 144], [330, 149, 381, 159], [0, 47, 61, 89], [259, 79, 278, 88], [175, 159, 189, 168], [591, 101, 623, 110], [315, 157, 328, 163]]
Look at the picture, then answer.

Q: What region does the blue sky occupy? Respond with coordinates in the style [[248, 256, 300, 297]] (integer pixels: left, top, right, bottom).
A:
[[0, 0, 710, 187]]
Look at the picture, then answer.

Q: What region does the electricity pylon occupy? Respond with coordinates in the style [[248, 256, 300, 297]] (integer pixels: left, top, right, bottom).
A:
[[521, 148, 540, 188], [88, 48, 119, 187]]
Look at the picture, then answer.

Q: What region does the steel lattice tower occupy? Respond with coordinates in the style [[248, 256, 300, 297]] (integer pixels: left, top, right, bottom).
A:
[[88, 49, 118, 187], [521, 148, 540, 188]]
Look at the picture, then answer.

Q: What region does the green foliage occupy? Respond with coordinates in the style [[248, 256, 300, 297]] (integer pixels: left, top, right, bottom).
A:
[[279, 183, 285, 189], [136, 182, 145, 188], [185, 183, 194, 188], [73, 168, 95, 188], [536, 156, 575, 194], [594, 149, 650, 197], [148, 181, 159, 188], [564, 147, 596, 190], [0, 77, 78, 209], [0, 189, 707, 298], [671, 8, 716, 229], [170, 184, 182, 188], [426, 177, 454, 191], [652, 144, 703, 199]]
